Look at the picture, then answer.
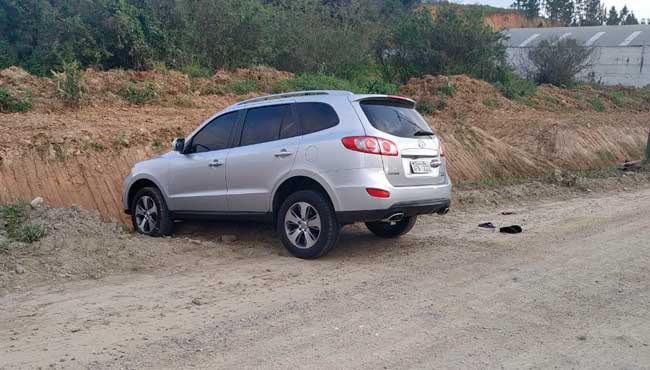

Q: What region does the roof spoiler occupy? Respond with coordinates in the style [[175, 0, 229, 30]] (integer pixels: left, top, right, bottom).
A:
[[354, 94, 416, 108]]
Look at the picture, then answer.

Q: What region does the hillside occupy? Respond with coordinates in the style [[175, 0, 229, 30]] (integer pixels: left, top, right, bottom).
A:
[[1, 66, 649, 222], [423, 3, 563, 30]]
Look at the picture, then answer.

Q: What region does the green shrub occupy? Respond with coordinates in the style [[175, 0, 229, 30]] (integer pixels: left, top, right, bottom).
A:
[[340, 65, 398, 94], [15, 224, 47, 243], [493, 70, 536, 99], [272, 73, 359, 93], [181, 62, 212, 79], [271, 72, 396, 95], [54, 61, 87, 107], [416, 99, 436, 115], [382, 5, 507, 82], [118, 82, 157, 104], [0, 88, 32, 113], [437, 83, 455, 97], [225, 79, 261, 95], [588, 97, 605, 112], [607, 91, 624, 107]]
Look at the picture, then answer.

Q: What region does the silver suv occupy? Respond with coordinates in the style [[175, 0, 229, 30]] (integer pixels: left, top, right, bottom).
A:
[[123, 91, 451, 259]]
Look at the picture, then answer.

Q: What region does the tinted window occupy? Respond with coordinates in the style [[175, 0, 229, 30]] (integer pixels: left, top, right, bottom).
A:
[[360, 100, 432, 138], [295, 102, 339, 135], [279, 109, 300, 139], [240, 105, 290, 146], [191, 111, 238, 153]]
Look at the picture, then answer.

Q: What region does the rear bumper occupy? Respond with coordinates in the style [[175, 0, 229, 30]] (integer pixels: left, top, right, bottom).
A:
[[337, 199, 450, 224]]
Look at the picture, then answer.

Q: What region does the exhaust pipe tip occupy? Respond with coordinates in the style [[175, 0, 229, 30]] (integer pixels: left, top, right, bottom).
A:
[[383, 213, 405, 223], [437, 207, 449, 215]]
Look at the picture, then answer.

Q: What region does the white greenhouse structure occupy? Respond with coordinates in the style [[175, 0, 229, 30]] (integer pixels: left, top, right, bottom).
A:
[[506, 25, 650, 87]]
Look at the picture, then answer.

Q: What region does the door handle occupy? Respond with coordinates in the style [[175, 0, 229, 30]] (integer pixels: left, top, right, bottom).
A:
[[208, 159, 223, 168], [274, 150, 293, 158]]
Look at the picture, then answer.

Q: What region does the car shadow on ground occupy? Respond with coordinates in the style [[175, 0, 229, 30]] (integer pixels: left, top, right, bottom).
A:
[[172, 220, 418, 259]]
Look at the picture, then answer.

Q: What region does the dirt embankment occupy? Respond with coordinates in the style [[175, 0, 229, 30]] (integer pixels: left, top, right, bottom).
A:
[[1, 66, 649, 223], [424, 4, 563, 30], [401, 75, 650, 180]]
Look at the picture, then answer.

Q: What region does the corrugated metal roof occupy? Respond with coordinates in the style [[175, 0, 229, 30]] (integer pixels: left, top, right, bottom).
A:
[[505, 25, 650, 48]]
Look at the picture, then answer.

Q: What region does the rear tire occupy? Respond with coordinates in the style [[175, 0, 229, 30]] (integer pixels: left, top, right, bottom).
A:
[[131, 187, 174, 237], [365, 216, 417, 238], [277, 190, 339, 259]]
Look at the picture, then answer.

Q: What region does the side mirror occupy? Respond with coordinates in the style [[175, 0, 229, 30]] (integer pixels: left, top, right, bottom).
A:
[[172, 138, 185, 153]]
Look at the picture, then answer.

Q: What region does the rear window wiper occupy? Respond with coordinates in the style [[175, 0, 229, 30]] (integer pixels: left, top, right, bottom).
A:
[[414, 130, 435, 136]]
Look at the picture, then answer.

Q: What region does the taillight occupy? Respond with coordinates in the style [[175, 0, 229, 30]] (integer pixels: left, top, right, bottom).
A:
[[341, 136, 398, 156], [439, 140, 446, 157], [366, 188, 390, 198]]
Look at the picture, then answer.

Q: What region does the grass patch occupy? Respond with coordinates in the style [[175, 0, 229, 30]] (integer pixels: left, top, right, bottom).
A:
[[113, 132, 130, 149], [151, 138, 163, 150], [437, 83, 455, 97], [0, 200, 29, 235], [118, 82, 157, 104], [15, 224, 48, 243], [172, 96, 195, 108], [0, 88, 32, 113], [493, 71, 536, 100], [518, 96, 539, 108], [225, 79, 260, 95], [587, 97, 605, 112], [607, 91, 624, 107], [181, 62, 212, 79], [54, 61, 88, 107], [483, 96, 501, 109], [0, 200, 48, 245]]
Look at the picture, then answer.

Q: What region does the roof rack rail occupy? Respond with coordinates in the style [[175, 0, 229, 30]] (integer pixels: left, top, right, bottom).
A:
[[235, 90, 352, 106]]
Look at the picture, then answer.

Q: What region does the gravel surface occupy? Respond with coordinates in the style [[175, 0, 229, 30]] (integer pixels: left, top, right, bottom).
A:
[[2, 187, 650, 370]]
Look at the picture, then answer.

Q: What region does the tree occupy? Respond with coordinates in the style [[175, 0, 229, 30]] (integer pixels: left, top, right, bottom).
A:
[[527, 38, 593, 86], [512, 0, 541, 18], [545, 0, 576, 25], [623, 12, 639, 25], [606, 6, 620, 25], [619, 5, 630, 22], [382, 6, 507, 82], [579, 0, 606, 26]]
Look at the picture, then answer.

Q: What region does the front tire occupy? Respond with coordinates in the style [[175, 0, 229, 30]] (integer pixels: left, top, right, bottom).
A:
[[131, 187, 174, 236], [277, 190, 339, 259], [365, 216, 417, 238]]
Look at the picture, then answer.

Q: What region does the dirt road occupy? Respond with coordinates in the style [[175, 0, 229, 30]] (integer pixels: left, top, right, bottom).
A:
[[2, 188, 650, 370]]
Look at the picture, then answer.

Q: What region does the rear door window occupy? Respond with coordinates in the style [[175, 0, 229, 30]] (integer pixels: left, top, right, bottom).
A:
[[360, 100, 432, 138], [191, 111, 239, 153], [240, 104, 291, 146], [295, 102, 339, 135]]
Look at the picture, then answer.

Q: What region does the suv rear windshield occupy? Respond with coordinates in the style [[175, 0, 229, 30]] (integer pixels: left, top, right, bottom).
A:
[[360, 100, 433, 138]]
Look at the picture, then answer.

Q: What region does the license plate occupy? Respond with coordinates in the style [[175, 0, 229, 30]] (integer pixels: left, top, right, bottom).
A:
[[410, 160, 432, 174]]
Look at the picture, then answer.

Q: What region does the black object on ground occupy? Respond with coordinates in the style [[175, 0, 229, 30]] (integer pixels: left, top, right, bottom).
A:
[[478, 222, 496, 229], [500, 225, 523, 234]]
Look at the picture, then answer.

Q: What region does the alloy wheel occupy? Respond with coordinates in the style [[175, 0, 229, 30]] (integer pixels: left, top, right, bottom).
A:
[[284, 201, 321, 249], [134, 195, 158, 234]]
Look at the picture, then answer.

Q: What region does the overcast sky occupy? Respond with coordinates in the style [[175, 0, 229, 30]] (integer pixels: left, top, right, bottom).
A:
[[452, 0, 650, 20]]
